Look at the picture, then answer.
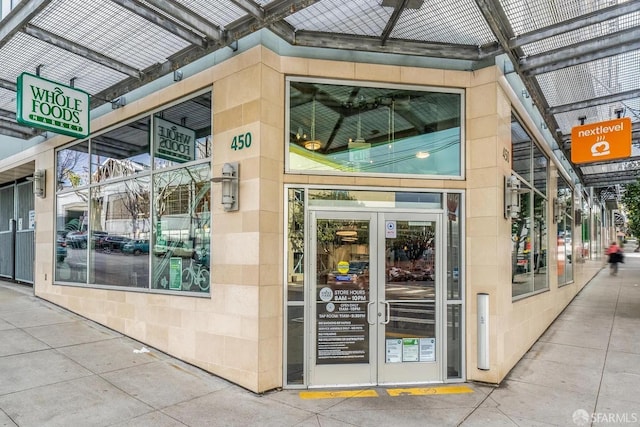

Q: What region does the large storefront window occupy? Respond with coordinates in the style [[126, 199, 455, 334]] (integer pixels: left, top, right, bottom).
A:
[[55, 91, 211, 293], [511, 115, 548, 298], [152, 164, 210, 291], [287, 78, 463, 177]]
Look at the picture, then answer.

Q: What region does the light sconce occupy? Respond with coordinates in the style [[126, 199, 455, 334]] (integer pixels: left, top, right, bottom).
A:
[[28, 169, 46, 198], [553, 197, 566, 224], [211, 162, 239, 211], [504, 174, 523, 219]]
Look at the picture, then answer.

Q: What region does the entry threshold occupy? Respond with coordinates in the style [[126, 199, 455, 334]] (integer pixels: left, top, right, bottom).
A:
[[299, 385, 473, 399]]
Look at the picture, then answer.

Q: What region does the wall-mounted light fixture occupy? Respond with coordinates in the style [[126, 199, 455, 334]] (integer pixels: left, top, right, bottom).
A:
[[27, 169, 46, 198], [553, 197, 567, 224], [211, 162, 239, 211], [504, 174, 523, 219]]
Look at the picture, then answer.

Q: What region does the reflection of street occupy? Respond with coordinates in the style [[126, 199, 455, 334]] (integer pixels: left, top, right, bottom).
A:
[[385, 281, 435, 300], [385, 281, 435, 339], [59, 247, 149, 287]]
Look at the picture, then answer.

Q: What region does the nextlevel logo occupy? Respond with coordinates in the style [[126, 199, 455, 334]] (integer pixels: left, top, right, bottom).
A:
[[16, 72, 90, 139], [571, 117, 631, 164]]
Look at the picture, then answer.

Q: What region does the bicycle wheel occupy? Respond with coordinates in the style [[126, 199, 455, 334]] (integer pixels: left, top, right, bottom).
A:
[[182, 269, 193, 291], [197, 269, 210, 291]]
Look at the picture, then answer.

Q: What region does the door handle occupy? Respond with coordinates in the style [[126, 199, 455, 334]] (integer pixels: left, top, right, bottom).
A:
[[380, 301, 390, 324], [367, 301, 376, 325]]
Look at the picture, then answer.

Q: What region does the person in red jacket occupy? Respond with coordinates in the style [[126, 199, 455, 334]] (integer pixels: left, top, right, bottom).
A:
[[606, 242, 623, 275]]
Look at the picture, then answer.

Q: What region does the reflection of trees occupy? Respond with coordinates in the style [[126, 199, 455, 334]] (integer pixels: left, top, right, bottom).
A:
[[154, 170, 184, 219], [121, 180, 150, 237], [511, 192, 531, 282], [57, 149, 87, 190], [154, 165, 210, 244]]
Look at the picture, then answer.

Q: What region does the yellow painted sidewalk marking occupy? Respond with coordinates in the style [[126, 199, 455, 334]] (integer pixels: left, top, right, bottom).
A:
[[299, 385, 473, 399], [387, 385, 474, 396], [299, 390, 379, 399]]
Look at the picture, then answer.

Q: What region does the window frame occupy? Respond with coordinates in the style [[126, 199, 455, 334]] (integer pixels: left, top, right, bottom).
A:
[[54, 89, 212, 295], [285, 77, 465, 180]]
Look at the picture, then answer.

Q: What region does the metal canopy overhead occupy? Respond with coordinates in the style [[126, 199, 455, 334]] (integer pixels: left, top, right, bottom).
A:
[[0, 0, 639, 199]]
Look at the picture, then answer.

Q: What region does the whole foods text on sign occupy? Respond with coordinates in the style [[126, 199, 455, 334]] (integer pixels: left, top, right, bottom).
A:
[[16, 73, 90, 139], [570, 117, 631, 164], [154, 117, 196, 163]]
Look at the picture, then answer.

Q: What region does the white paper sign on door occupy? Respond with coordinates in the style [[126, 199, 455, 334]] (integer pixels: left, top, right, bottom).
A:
[[419, 338, 436, 362], [386, 339, 402, 363], [385, 220, 396, 238]]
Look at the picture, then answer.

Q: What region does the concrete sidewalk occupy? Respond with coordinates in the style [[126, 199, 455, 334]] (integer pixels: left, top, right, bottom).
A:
[[1, 251, 639, 426]]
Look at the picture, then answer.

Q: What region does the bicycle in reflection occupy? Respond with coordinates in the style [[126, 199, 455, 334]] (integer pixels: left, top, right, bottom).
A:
[[182, 258, 210, 291]]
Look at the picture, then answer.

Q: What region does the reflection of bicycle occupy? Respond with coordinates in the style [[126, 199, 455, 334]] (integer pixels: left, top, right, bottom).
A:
[[182, 259, 210, 291]]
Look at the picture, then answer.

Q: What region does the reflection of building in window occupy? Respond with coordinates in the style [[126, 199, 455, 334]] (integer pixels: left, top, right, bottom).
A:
[[93, 158, 145, 183], [160, 183, 210, 216], [106, 194, 131, 220], [164, 185, 190, 215]]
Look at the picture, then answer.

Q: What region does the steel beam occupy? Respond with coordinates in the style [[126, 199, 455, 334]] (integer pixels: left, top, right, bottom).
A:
[[226, 0, 318, 42], [0, 117, 37, 136], [230, 0, 265, 20], [22, 24, 141, 78], [548, 89, 640, 115], [0, 109, 16, 119], [143, 0, 222, 42], [0, 79, 17, 91], [521, 27, 640, 75], [293, 31, 483, 60], [381, 0, 409, 45], [0, 0, 52, 50], [0, 127, 32, 139], [510, 1, 640, 48], [110, 0, 206, 48]]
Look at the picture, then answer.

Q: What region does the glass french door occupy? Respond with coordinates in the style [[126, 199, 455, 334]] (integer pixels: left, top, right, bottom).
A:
[[309, 211, 443, 386]]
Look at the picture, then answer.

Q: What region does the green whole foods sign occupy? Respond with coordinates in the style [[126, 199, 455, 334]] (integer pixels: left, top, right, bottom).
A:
[[154, 116, 196, 163], [16, 72, 90, 138]]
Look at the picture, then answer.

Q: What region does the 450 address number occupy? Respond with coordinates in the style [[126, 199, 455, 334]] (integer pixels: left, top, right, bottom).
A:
[[231, 132, 252, 151]]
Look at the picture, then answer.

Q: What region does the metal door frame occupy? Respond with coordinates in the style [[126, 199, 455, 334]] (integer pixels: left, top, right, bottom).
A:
[[307, 209, 445, 387]]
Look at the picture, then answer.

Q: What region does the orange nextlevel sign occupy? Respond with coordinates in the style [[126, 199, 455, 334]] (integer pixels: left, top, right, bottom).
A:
[[571, 117, 631, 164]]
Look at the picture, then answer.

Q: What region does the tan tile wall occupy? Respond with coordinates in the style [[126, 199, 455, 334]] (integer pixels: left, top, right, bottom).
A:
[[13, 42, 601, 392], [465, 69, 599, 384]]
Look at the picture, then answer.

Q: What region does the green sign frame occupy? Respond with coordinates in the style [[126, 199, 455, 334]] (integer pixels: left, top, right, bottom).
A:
[[16, 72, 90, 138]]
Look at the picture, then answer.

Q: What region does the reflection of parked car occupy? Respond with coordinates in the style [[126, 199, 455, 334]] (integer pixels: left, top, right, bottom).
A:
[[56, 237, 67, 262], [90, 231, 109, 248], [66, 231, 88, 248], [101, 236, 131, 251], [122, 239, 149, 255], [153, 241, 194, 258]]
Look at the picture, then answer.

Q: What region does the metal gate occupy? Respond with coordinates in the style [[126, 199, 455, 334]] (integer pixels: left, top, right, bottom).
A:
[[0, 182, 34, 283]]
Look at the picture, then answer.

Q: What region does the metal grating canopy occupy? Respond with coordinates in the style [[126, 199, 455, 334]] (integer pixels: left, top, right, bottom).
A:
[[0, 0, 639, 200]]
